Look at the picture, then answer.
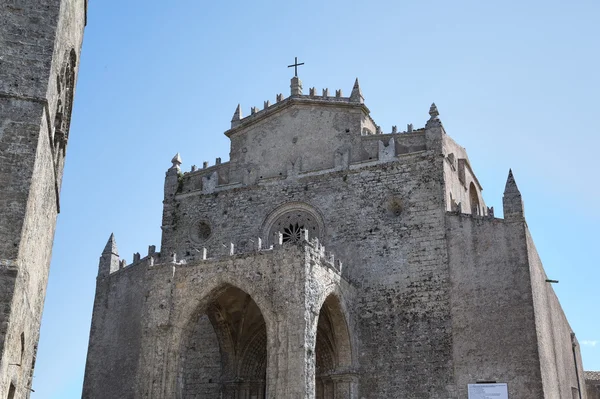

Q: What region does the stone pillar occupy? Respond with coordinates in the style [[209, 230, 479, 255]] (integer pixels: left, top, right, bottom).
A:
[[290, 77, 303, 96], [266, 305, 316, 399]]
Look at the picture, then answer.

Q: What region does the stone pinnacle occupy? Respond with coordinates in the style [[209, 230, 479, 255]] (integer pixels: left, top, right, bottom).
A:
[[349, 78, 364, 103], [231, 104, 242, 121], [504, 169, 521, 195], [102, 233, 119, 256]]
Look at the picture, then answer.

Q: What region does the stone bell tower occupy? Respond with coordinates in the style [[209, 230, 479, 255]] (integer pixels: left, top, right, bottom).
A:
[[0, 0, 86, 397]]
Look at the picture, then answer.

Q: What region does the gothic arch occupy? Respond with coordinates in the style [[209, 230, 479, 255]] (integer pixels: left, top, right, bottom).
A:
[[178, 284, 268, 399], [314, 293, 354, 399], [261, 201, 325, 245]]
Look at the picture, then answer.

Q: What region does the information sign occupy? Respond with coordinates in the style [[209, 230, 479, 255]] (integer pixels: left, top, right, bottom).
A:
[[467, 383, 508, 399]]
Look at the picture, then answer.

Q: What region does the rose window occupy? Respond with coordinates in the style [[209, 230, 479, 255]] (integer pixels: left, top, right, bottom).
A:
[[266, 206, 322, 246]]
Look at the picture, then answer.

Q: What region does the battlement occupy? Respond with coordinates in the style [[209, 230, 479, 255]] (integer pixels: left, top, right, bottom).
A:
[[163, 79, 448, 198], [99, 231, 343, 278], [227, 77, 371, 136]]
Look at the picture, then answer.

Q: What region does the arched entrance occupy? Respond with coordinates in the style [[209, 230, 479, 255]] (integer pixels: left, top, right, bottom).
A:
[[179, 285, 267, 399], [469, 182, 480, 216], [315, 294, 353, 399]]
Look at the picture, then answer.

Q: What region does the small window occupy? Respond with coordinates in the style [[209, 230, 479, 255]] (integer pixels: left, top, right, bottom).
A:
[[20, 333, 25, 363]]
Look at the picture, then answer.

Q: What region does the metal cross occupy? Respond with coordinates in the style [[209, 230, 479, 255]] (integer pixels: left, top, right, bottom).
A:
[[287, 57, 304, 77]]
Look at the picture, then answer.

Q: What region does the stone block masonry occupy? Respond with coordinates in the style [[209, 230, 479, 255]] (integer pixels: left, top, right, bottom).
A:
[[0, 0, 85, 397]]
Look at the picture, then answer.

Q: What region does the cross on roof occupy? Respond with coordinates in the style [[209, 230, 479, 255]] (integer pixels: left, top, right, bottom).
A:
[[287, 57, 304, 77]]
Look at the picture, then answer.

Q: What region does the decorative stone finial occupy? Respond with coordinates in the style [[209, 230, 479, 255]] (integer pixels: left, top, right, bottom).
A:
[[429, 103, 439, 120], [102, 233, 119, 256], [349, 78, 364, 103], [171, 153, 182, 169]]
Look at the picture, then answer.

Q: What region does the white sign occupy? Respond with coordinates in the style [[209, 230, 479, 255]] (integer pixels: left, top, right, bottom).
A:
[[467, 383, 508, 399]]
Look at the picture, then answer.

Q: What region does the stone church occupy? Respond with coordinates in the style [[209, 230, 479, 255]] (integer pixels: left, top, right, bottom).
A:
[[0, 0, 85, 398], [83, 74, 591, 399]]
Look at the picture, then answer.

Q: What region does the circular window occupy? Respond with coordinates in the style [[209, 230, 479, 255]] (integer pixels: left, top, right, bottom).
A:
[[190, 220, 212, 243], [262, 202, 324, 245]]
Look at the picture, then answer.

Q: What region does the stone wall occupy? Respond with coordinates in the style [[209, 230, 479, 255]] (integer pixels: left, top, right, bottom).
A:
[[83, 242, 353, 399], [156, 122, 456, 397], [446, 212, 587, 398], [0, 0, 85, 396], [446, 215, 544, 397], [527, 229, 588, 398], [82, 260, 147, 399], [586, 372, 600, 399]]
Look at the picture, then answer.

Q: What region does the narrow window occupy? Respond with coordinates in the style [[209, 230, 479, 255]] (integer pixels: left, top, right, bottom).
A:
[[469, 183, 480, 216], [20, 332, 25, 363]]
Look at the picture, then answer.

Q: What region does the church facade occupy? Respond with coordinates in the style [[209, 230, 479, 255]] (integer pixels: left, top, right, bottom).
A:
[[83, 76, 588, 398]]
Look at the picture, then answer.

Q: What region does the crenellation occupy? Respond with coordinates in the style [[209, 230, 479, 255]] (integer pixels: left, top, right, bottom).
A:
[[322, 88, 329, 97]]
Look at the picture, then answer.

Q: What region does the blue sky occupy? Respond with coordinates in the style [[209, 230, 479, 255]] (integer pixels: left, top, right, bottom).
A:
[[32, 0, 599, 397]]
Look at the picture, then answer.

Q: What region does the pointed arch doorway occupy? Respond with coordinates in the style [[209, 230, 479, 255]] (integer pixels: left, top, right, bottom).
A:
[[315, 294, 354, 399], [179, 285, 267, 399]]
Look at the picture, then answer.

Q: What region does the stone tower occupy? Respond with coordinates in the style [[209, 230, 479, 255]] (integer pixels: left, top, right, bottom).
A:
[[84, 76, 586, 398], [0, 1, 85, 397]]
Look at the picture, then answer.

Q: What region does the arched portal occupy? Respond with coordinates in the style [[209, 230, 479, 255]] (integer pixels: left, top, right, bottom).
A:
[[315, 294, 353, 399], [179, 285, 267, 399], [469, 182, 480, 216]]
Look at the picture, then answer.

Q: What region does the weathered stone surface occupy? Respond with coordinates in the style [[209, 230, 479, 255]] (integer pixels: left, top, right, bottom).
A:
[[83, 78, 587, 399], [0, 0, 85, 397]]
